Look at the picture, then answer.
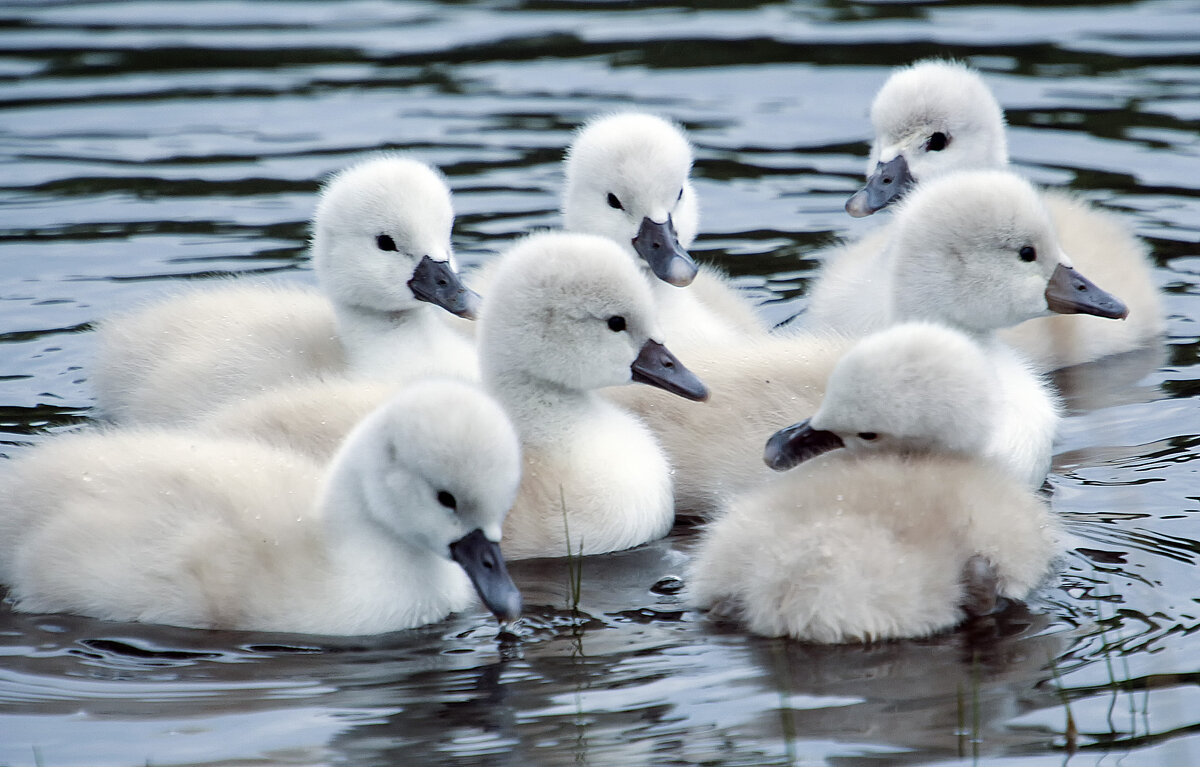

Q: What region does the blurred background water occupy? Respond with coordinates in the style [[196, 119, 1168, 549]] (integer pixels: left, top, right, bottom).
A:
[[1, 0, 1198, 764]]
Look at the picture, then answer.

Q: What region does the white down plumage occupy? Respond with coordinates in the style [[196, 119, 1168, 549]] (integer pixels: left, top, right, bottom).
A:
[[91, 155, 480, 425], [0, 380, 523, 635], [688, 323, 1063, 643]]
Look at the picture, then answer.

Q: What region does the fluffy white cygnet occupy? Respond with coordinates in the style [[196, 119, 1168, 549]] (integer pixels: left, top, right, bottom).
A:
[[0, 380, 523, 635], [809, 59, 1162, 370], [91, 155, 480, 425], [479, 231, 709, 560], [561, 112, 765, 350], [611, 170, 1126, 512], [688, 323, 1063, 644]]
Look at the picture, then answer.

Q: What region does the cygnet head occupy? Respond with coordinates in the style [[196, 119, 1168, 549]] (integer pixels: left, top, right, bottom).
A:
[[312, 155, 481, 320], [325, 379, 523, 623], [561, 112, 701, 287], [886, 169, 1127, 334], [847, 59, 1008, 217], [764, 323, 995, 471], [479, 231, 708, 402]]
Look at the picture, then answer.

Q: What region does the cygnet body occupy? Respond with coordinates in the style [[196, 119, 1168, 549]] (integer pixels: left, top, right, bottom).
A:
[[0, 380, 522, 635], [808, 59, 1162, 370], [91, 155, 480, 425], [478, 231, 708, 560], [561, 112, 765, 351], [197, 377, 396, 461], [610, 170, 1128, 513], [688, 323, 1063, 643]]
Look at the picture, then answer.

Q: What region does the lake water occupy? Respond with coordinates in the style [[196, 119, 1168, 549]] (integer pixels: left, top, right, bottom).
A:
[[1, 1, 1198, 765]]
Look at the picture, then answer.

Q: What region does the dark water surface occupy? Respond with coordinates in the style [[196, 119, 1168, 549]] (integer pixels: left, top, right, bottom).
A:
[[2, 1, 1199, 764]]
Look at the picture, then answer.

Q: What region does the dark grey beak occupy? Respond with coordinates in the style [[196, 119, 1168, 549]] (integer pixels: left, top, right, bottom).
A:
[[1044, 263, 1128, 320], [449, 528, 522, 624], [407, 255, 482, 320], [631, 339, 709, 402], [632, 216, 698, 287], [845, 155, 915, 218], [763, 419, 845, 471]]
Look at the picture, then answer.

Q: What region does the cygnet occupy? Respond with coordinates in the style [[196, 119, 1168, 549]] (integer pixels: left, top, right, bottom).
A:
[[0, 380, 522, 635], [688, 323, 1062, 643], [479, 230, 709, 560], [91, 155, 480, 425], [562, 112, 766, 349]]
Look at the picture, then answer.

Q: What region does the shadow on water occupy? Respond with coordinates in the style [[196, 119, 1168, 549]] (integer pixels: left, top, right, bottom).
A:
[[0, 0, 1199, 764]]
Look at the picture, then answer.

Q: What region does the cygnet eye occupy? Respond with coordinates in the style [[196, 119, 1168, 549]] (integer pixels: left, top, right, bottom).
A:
[[436, 490, 457, 510], [676, 188, 684, 202], [376, 234, 398, 252], [858, 432, 878, 441], [1019, 245, 1037, 262], [924, 132, 949, 152], [607, 315, 627, 332], [606, 192, 624, 210]]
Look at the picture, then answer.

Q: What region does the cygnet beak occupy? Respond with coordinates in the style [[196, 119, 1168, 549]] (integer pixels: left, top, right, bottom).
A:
[[631, 339, 709, 401], [763, 419, 846, 471], [407, 255, 483, 320], [449, 528, 522, 624], [632, 216, 698, 287], [845, 155, 915, 217], [1044, 263, 1128, 320]]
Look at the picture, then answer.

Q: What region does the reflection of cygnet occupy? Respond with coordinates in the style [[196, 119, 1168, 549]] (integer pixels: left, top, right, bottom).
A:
[[812, 59, 1162, 370], [689, 323, 1062, 643], [479, 231, 708, 560], [0, 380, 523, 635], [92, 155, 479, 425]]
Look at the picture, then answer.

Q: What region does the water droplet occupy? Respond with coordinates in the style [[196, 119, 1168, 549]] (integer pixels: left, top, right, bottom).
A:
[[651, 575, 684, 595]]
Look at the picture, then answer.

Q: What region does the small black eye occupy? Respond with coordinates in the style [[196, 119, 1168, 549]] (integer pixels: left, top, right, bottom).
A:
[[376, 234, 397, 251], [925, 132, 949, 152], [858, 432, 878, 441], [677, 188, 684, 202], [606, 192, 624, 210], [1019, 246, 1037, 262], [607, 315, 627, 332], [436, 490, 457, 510]]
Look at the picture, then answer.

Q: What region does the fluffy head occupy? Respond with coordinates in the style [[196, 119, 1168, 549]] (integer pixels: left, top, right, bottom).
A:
[[868, 59, 1008, 182], [479, 230, 662, 394], [811, 323, 996, 457], [561, 112, 699, 256], [324, 379, 521, 553], [888, 169, 1070, 333], [311, 155, 457, 313]]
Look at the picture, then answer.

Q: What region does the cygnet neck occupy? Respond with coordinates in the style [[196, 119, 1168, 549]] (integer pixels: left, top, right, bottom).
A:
[[483, 367, 598, 445], [331, 300, 437, 370]]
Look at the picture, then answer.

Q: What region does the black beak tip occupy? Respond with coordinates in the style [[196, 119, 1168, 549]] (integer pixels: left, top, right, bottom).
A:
[[763, 430, 798, 472], [455, 288, 483, 320], [762, 420, 845, 471], [844, 189, 876, 218], [449, 529, 523, 626]]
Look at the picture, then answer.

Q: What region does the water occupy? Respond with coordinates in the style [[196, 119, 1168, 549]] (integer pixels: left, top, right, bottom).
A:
[[1, 0, 1198, 764]]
